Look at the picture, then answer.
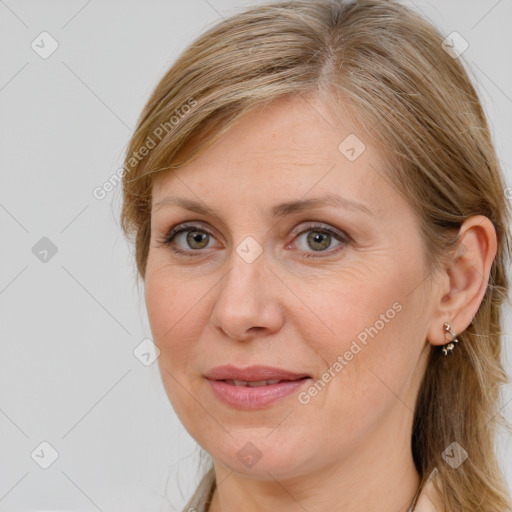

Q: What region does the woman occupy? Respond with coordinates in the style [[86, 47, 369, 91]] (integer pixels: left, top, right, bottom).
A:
[[120, 0, 512, 510]]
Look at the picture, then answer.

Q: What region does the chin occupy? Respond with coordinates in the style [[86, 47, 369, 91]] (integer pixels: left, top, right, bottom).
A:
[[205, 433, 314, 480]]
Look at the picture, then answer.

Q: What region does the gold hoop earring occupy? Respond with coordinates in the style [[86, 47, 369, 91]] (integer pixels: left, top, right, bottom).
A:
[[442, 322, 459, 356]]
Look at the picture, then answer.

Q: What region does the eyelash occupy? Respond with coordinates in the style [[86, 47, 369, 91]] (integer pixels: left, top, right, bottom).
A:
[[156, 221, 351, 259]]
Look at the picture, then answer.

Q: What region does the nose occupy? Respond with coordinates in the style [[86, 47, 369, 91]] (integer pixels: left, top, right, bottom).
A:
[[210, 247, 285, 342]]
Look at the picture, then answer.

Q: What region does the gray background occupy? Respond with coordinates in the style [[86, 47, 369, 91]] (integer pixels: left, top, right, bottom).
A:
[[0, 1, 511, 510]]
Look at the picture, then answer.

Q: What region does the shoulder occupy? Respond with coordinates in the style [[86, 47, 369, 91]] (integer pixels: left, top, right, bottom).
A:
[[414, 468, 445, 512], [182, 468, 216, 512]]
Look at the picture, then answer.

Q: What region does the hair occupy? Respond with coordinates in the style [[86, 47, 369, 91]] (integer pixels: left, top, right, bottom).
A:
[[119, 0, 512, 510]]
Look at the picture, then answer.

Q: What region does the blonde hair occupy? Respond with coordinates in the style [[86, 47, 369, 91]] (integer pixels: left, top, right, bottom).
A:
[[120, 0, 512, 510]]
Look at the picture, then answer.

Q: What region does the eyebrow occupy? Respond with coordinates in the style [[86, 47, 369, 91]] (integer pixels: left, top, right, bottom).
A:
[[153, 193, 374, 219]]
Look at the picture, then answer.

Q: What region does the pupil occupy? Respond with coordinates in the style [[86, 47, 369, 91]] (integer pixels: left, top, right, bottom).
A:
[[308, 231, 330, 251], [187, 231, 208, 249]]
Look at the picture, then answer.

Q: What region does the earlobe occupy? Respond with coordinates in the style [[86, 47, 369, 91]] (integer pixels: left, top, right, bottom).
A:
[[427, 215, 498, 350]]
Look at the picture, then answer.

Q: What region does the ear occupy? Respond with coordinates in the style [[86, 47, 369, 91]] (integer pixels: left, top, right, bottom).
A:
[[426, 215, 498, 347]]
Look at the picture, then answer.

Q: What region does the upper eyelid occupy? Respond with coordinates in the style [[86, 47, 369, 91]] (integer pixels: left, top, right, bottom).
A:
[[158, 222, 351, 260], [164, 220, 348, 244], [167, 221, 219, 240]]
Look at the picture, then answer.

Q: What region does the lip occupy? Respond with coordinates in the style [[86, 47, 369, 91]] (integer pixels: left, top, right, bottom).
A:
[[204, 365, 312, 409], [204, 365, 310, 382]]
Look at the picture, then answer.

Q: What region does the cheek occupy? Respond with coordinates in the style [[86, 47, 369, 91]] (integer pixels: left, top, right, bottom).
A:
[[300, 264, 400, 355], [304, 258, 424, 402], [144, 268, 207, 363], [144, 270, 211, 428]]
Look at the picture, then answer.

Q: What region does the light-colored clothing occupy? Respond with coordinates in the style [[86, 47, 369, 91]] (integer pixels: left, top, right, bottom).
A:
[[183, 467, 444, 512], [182, 468, 215, 512], [412, 468, 445, 512]]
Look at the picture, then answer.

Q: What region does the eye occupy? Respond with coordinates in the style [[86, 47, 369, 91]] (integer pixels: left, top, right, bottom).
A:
[[156, 221, 350, 258], [156, 222, 219, 256], [289, 223, 349, 258]]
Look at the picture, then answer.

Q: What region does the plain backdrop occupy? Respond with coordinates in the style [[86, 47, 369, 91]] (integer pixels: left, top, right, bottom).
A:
[[1, 1, 511, 511]]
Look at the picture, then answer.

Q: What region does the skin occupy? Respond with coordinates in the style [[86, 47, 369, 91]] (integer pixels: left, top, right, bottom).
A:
[[144, 91, 497, 512]]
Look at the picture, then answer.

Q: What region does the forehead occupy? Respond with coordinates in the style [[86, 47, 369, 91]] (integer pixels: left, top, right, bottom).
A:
[[151, 93, 396, 213]]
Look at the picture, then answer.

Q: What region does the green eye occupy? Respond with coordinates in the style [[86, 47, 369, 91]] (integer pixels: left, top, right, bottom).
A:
[[292, 224, 349, 258], [159, 221, 350, 259]]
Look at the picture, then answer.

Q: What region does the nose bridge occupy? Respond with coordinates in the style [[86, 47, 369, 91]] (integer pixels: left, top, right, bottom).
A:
[[216, 239, 266, 312], [210, 237, 283, 340]]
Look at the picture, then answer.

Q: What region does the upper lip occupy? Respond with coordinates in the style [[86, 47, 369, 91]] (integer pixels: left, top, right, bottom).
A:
[[204, 365, 311, 382]]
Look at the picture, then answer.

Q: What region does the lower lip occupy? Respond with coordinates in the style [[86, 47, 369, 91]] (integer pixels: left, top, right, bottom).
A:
[[207, 378, 310, 409]]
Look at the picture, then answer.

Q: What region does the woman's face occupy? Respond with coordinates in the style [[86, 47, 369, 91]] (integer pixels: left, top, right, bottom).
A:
[[145, 92, 437, 480]]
